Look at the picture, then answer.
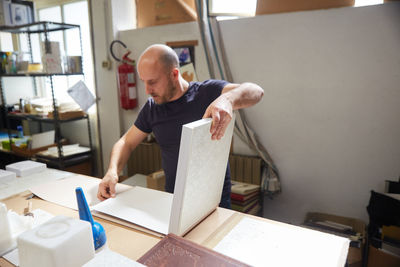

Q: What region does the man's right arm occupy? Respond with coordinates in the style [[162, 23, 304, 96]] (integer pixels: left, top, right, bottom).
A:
[[97, 125, 148, 201]]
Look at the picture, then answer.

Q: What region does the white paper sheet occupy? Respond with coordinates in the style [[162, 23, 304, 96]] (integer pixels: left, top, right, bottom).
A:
[[83, 247, 145, 267], [213, 217, 349, 267], [92, 186, 173, 235], [0, 168, 74, 200], [0, 170, 16, 183], [67, 80, 96, 111], [29, 175, 131, 210], [3, 248, 19, 266]]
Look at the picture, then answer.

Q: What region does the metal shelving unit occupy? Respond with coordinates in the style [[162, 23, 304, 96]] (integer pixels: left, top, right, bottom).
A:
[[0, 21, 93, 172]]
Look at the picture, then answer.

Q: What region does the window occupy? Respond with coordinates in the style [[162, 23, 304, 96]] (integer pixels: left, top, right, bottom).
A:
[[0, 1, 95, 112], [354, 0, 384, 7], [209, 0, 257, 20], [36, 1, 95, 112]]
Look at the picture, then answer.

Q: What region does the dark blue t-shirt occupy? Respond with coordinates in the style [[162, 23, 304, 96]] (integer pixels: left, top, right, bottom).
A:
[[134, 79, 231, 208]]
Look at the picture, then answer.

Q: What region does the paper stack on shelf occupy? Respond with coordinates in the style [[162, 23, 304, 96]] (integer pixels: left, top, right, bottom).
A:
[[29, 98, 54, 116], [36, 144, 90, 158], [6, 160, 46, 177], [231, 181, 261, 215], [48, 101, 84, 120]]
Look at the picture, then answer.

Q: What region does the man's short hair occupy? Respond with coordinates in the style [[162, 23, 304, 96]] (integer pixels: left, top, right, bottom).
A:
[[158, 47, 179, 73]]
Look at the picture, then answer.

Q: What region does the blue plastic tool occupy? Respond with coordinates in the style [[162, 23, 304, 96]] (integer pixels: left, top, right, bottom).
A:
[[75, 187, 106, 250]]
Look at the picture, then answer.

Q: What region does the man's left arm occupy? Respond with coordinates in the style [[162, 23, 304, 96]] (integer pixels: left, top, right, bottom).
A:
[[203, 82, 264, 140]]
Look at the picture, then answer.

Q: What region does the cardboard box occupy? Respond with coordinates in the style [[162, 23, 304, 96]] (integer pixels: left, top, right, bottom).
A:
[[256, 0, 355, 15], [367, 245, 400, 267], [48, 110, 85, 120], [146, 170, 165, 191], [303, 212, 366, 267], [11, 143, 57, 157], [136, 0, 196, 28]]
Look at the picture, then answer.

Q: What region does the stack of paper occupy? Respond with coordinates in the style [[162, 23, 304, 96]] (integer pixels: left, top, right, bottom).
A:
[[37, 144, 90, 158], [29, 98, 54, 116], [6, 160, 46, 177], [0, 170, 16, 183]]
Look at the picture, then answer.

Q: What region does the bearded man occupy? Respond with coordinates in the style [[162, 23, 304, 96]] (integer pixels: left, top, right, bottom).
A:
[[97, 44, 264, 208]]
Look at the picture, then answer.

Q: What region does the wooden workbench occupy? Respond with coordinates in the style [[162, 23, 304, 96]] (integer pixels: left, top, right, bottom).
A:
[[0, 188, 237, 267], [1, 174, 350, 267]]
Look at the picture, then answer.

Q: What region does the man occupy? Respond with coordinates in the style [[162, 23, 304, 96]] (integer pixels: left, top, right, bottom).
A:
[[97, 44, 263, 208]]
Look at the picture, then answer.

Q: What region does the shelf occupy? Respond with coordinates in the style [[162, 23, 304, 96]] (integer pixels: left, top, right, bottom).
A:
[[0, 21, 80, 34], [7, 113, 88, 123], [0, 20, 93, 175], [0, 146, 91, 162], [0, 72, 84, 77], [35, 152, 92, 168]]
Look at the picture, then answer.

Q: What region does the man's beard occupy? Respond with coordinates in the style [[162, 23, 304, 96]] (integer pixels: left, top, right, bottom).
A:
[[154, 78, 178, 104]]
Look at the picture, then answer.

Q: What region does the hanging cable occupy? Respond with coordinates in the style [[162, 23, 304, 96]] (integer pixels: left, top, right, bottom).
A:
[[195, 0, 281, 196]]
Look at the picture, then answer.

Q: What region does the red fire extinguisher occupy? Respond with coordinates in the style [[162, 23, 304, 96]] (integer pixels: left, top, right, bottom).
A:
[[110, 40, 138, 110]]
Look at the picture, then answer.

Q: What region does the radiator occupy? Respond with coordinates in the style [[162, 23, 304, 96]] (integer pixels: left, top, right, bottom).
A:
[[128, 143, 262, 186]]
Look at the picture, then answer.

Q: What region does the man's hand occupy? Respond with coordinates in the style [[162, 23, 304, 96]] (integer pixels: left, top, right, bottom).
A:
[[203, 94, 233, 140], [97, 171, 119, 201]]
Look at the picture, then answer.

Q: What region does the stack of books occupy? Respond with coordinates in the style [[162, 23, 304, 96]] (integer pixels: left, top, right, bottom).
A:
[[230, 181, 261, 215]]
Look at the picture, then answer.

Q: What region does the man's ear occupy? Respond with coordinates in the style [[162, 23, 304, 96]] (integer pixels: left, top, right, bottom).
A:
[[171, 67, 179, 80]]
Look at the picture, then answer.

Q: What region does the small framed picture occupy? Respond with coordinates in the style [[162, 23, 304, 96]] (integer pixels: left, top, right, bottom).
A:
[[173, 47, 191, 65], [166, 40, 198, 68], [11, 0, 34, 25], [180, 63, 198, 82], [1, 0, 35, 26]]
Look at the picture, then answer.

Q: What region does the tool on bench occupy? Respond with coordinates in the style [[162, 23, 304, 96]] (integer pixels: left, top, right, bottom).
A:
[[76, 187, 106, 250]]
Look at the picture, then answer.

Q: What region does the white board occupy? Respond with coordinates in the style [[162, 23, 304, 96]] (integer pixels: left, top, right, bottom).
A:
[[29, 175, 131, 210], [92, 186, 173, 235], [213, 217, 349, 267], [169, 116, 235, 236]]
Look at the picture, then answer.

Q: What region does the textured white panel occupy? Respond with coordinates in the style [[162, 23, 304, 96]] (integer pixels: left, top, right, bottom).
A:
[[169, 116, 235, 236]]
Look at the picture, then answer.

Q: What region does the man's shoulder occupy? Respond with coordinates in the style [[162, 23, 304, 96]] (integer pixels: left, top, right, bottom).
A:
[[194, 79, 228, 88], [189, 79, 228, 93], [138, 97, 155, 113]]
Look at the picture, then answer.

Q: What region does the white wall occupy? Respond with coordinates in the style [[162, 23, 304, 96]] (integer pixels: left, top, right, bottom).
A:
[[90, 0, 135, 175], [109, 3, 400, 224], [219, 3, 400, 224]]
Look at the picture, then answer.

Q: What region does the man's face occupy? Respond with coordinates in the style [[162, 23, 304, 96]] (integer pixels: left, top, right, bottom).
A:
[[138, 59, 177, 105]]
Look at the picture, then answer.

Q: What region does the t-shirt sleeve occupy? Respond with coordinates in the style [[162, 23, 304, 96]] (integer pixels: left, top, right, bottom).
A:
[[198, 79, 229, 102], [134, 100, 152, 133], [204, 79, 228, 96]]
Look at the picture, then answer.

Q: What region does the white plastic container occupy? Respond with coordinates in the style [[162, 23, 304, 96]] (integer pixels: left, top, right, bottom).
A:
[[6, 160, 46, 177], [17, 215, 95, 267], [0, 202, 16, 256]]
